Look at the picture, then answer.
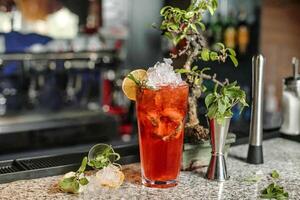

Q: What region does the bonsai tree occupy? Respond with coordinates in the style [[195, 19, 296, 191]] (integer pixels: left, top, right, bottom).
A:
[[156, 0, 247, 141]]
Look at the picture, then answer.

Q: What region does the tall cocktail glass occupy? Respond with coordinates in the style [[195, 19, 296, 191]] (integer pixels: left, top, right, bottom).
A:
[[136, 84, 189, 188]]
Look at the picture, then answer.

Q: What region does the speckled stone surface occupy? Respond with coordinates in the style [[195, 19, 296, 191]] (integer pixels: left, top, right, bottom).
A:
[[0, 138, 299, 200]]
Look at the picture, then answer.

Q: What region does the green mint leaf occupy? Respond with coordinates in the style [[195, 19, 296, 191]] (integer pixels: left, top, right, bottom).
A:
[[217, 99, 227, 114], [175, 68, 190, 74], [192, 66, 198, 71], [205, 82, 247, 125], [196, 22, 206, 31], [163, 32, 173, 40], [184, 11, 194, 18], [59, 177, 79, 194], [79, 177, 89, 186], [210, 52, 219, 61], [260, 193, 273, 199], [78, 157, 87, 174], [216, 42, 225, 49], [201, 48, 210, 61], [227, 48, 236, 57], [206, 102, 218, 119], [194, 77, 201, 85], [229, 55, 238, 67], [173, 35, 185, 46], [271, 170, 280, 179], [88, 144, 121, 170], [73, 181, 80, 193], [207, 5, 214, 15], [160, 6, 172, 15], [260, 182, 289, 200], [168, 24, 179, 31], [190, 24, 198, 33], [212, 0, 218, 10], [201, 85, 207, 92]]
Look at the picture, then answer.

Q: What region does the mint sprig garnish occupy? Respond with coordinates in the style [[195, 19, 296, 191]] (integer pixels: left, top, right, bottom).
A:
[[127, 72, 154, 90], [59, 144, 122, 194], [59, 157, 89, 194], [205, 81, 248, 124], [127, 73, 142, 86]]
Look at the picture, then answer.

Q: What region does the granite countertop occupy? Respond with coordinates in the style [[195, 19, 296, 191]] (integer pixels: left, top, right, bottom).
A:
[[0, 138, 299, 200]]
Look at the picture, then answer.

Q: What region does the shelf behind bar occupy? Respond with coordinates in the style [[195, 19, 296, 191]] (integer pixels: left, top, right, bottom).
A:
[[0, 50, 118, 62], [0, 109, 117, 134]]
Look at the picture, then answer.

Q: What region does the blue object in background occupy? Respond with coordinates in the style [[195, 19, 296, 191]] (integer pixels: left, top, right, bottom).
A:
[[39, 73, 63, 111], [1, 32, 52, 76], [3, 31, 52, 53]]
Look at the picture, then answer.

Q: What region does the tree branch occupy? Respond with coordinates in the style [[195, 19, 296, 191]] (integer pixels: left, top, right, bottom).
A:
[[184, 36, 200, 70], [200, 73, 227, 87]]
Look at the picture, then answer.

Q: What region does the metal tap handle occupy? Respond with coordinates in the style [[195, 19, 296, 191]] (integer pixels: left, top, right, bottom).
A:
[[292, 57, 299, 79], [247, 54, 264, 164]]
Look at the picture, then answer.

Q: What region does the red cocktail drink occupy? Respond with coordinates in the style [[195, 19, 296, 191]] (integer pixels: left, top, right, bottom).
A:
[[136, 84, 188, 188]]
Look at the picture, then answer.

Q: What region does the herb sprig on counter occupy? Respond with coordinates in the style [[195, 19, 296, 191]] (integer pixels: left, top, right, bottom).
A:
[[88, 144, 121, 169], [260, 183, 289, 200], [260, 170, 289, 200], [58, 144, 121, 194], [58, 157, 89, 193], [244, 175, 262, 183], [271, 170, 280, 179]]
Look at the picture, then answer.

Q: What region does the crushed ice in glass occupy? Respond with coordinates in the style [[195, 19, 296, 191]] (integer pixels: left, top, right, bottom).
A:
[[146, 58, 184, 88]]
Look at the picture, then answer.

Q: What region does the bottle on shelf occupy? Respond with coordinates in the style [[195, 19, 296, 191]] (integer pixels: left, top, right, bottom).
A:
[[237, 8, 250, 55], [210, 13, 223, 51], [223, 11, 237, 50], [85, 0, 101, 34]]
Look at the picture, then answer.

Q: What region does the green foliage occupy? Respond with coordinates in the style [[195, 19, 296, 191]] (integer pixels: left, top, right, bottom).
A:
[[78, 156, 87, 173], [159, 0, 218, 45], [259, 170, 289, 199], [271, 170, 280, 179], [59, 177, 80, 194], [59, 157, 89, 194], [59, 144, 121, 194], [201, 48, 210, 61], [260, 170, 288, 199], [176, 66, 210, 93], [79, 177, 89, 185], [243, 175, 262, 183], [205, 81, 248, 124], [158, 0, 245, 125], [88, 145, 121, 170], [260, 183, 289, 200], [199, 45, 238, 67]]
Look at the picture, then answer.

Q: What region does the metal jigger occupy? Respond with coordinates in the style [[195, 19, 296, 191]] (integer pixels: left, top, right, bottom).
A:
[[206, 117, 231, 181]]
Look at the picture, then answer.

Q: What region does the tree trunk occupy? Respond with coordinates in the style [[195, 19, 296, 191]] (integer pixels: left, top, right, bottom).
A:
[[186, 90, 199, 127], [184, 86, 209, 142]]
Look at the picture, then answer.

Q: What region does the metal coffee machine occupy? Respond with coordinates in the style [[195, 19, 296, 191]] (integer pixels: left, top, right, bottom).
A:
[[280, 57, 300, 135]]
